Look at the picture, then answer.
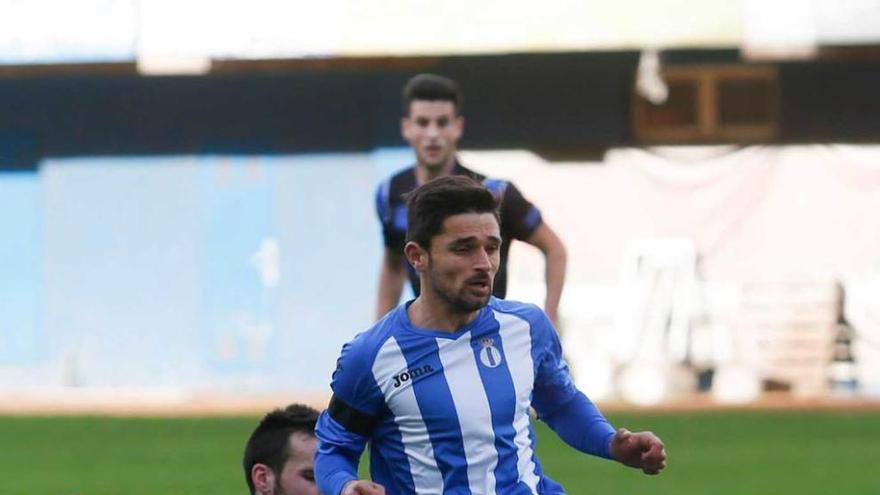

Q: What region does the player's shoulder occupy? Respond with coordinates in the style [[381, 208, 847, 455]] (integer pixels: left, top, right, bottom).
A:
[[488, 297, 548, 326], [453, 162, 486, 181], [488, 299, 557, 351], [457, 163, 518, 199], [339, 308, 403, 364], [376, 166, 417, 220], [482, 176, 512, 198], [385, 164, 415, 181], [380, 166, 417, 196]]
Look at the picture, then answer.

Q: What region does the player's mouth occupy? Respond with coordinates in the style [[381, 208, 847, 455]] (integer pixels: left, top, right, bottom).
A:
[[466, 276, 491, 296], [424, 144, 443, 156]]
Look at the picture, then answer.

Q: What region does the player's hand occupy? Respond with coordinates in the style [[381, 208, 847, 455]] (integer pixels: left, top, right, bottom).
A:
[[341, 479, 386, 495], [609, 428, 667, 475]]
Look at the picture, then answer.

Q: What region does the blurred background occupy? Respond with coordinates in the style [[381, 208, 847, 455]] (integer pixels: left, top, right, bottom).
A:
[[3, 0, 880, 409], [2, 1, 880, 493]]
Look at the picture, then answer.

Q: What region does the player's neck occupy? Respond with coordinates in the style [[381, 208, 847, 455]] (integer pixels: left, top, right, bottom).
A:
[[415, 156, 457, 184], [407, 295, 479, 333]]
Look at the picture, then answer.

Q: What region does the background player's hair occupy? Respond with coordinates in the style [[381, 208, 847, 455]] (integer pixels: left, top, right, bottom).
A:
[[405, 175, 499, 250], [402, 73, 463, 115], [242, 403, 320, 494]]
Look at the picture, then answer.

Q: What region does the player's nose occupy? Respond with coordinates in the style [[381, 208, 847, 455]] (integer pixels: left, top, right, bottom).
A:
[[425, 122, 442, 138], [473, 248, 493, 271]]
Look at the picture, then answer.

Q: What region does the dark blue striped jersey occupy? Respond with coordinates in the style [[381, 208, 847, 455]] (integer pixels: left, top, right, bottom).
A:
[[375, 162, 542, 298], [315, 298, 616, 495]]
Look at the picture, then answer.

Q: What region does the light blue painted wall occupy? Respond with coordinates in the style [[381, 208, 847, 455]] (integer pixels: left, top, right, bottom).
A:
[[0, 149, 413, 393], [0, 172, 43, 369]]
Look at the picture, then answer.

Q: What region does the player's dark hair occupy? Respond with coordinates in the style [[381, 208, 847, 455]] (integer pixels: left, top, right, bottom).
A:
[[402, 73, 463, 115], [406, 175, 500, 250], [243, 403, 320, 494]]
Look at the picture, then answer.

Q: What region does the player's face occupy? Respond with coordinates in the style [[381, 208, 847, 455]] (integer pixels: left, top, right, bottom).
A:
[[402, 100, 463, 172], [425, 213, 501, 313], [274, 433, 320, 495]]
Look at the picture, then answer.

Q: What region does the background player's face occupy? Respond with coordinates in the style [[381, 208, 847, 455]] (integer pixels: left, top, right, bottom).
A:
[[402, 100, 463, 172], [425, 212, 500, 313], [273, 433, 320, 495]]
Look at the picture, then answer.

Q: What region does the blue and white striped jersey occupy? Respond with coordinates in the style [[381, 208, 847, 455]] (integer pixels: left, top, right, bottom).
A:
[[315, 298, 616, 495]]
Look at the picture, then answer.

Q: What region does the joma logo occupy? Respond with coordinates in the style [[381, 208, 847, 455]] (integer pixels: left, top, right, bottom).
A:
[[392, 364, 434, 388]]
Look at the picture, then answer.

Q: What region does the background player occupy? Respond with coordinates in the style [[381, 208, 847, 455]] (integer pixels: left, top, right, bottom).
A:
[[375, 73, 567, 325]]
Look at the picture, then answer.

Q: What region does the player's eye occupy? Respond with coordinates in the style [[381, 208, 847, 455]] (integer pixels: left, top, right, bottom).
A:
[[301, 470, 315, 482], [451, 244, 472, 253]]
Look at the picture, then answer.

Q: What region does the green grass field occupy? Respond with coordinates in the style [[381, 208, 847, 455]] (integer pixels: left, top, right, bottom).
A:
[[4, 410, 879, 494]]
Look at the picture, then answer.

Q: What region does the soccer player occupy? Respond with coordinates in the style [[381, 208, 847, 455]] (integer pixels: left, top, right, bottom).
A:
[[317, 176, 666, 495], [375, 73, 567, 325], [244, 403, 323, 495]]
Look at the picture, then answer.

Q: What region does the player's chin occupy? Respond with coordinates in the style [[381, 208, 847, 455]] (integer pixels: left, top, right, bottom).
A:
[[420, 150, 448, 168], [463, 291, 491, 309], [454, 292, 490, 312]]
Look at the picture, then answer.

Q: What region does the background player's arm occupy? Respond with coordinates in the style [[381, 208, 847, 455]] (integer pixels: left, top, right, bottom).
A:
[[376, 248, 406, 320], [525, 223, 567, 326]]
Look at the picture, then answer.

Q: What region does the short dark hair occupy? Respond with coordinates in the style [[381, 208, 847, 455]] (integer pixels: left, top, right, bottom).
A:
[[402, 73, 463, 115], [406, 175, 499, 250], [242, 403, 320, 494]]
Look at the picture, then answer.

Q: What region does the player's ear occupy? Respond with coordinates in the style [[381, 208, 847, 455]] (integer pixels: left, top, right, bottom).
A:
[[401, 115, 412, 142], [453, 115, 464, 139], [251, 464, 275, 494], [404, 241, 428, 272]]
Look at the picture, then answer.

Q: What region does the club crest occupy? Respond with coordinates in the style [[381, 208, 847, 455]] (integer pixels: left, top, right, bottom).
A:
[[478, 337, 502, 368]]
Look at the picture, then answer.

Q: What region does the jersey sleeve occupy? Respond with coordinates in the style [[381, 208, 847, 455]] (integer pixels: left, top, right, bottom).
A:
[[540, 391, 616, 459], [326, 336, 385, 432], [530, 313, 579, 417], [315, 336, 385, 495], [315, 412, 364, 495], [499, 181, 543, 241], [530, 312, 616, 459]]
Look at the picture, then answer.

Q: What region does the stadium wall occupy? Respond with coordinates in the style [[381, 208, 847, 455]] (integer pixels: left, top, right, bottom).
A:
[[3, 145, 880, 405]]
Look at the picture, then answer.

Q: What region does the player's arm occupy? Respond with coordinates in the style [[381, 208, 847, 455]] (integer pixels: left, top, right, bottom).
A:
[[524, 223, 567, 326], [376, 248, 406, 320], [531, 312, 667, 473], [500, 182, 566, 326], [315, 407, 367, 495], [374, 181, 407, 321], [315, 340, 387, 495], [315, 397, 385, 495], [539, 397, 667, 474], [315, 419, 386, 494], [531, 313, 616, 458]]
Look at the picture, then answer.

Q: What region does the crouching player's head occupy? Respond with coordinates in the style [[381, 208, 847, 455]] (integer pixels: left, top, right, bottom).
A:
[[243, 404, 322, 495]]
